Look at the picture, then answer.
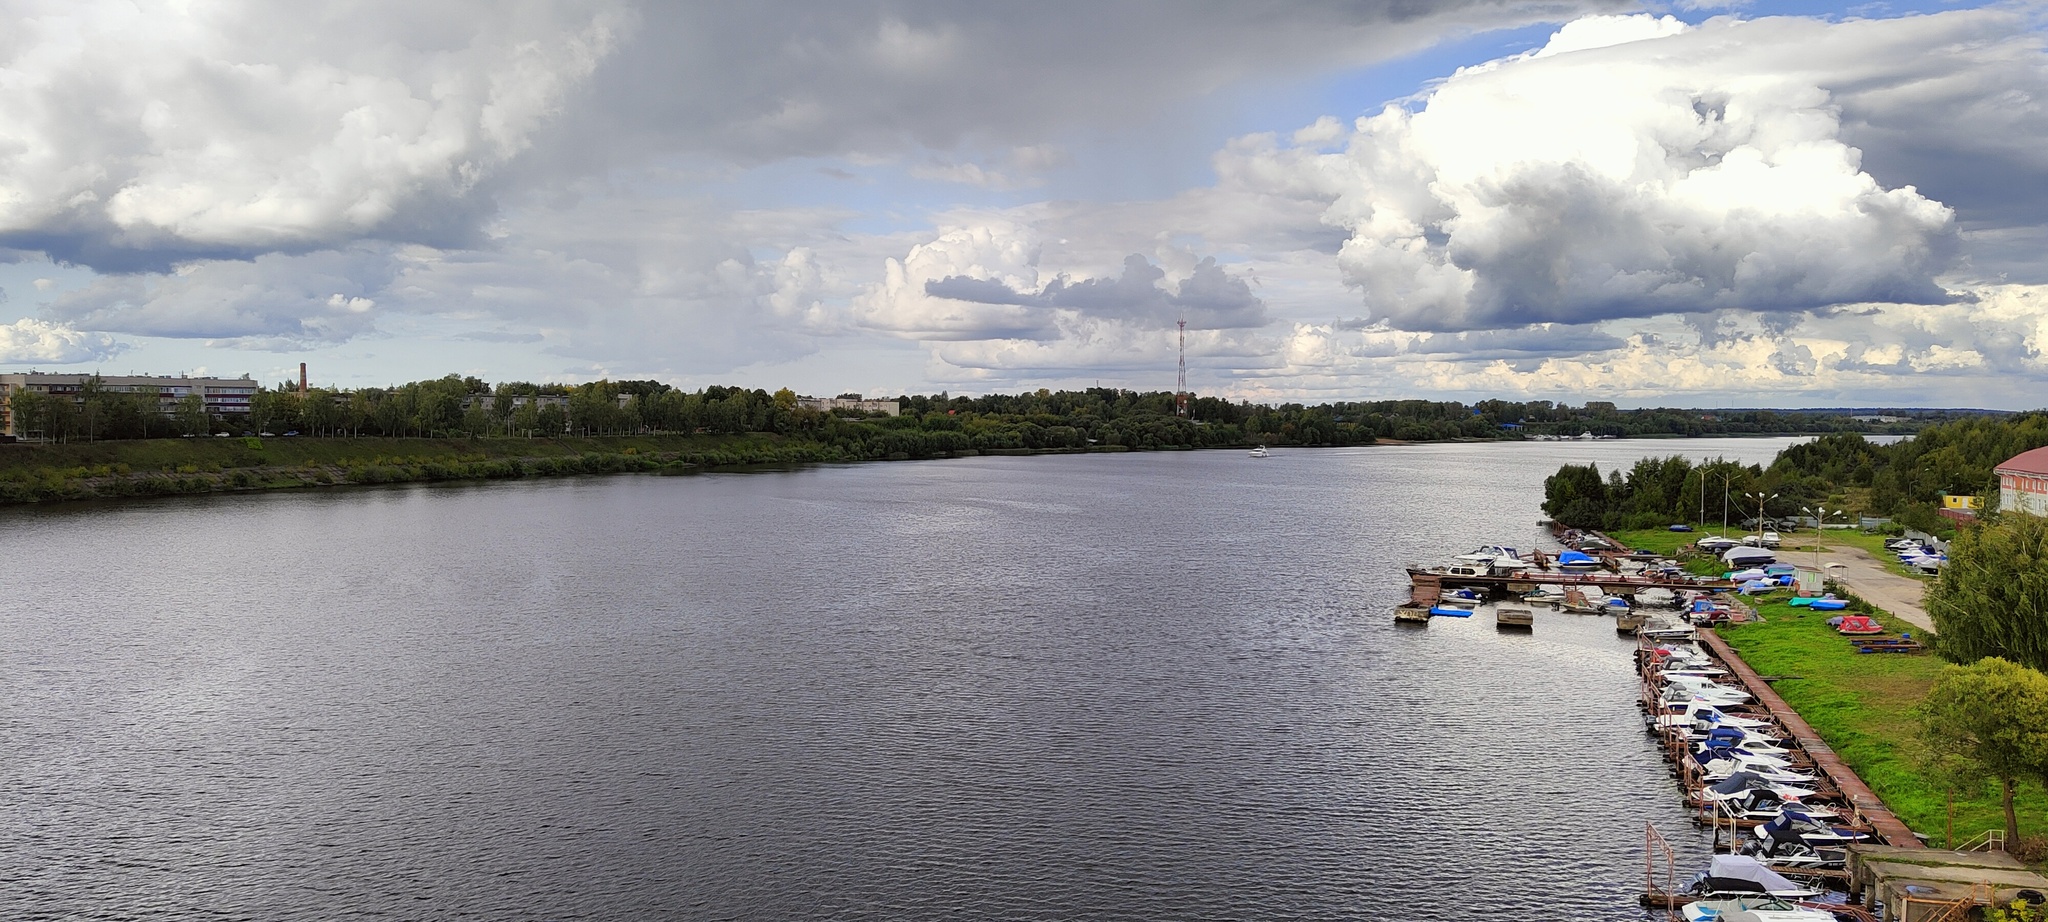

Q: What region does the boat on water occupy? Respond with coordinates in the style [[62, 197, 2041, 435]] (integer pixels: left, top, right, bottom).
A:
[[1449, 545, 1531, 573], [1677, 895, 1841, 921], [1615, 611, 1649, 635], [1635, 586, 1679, 608], [1248, 445, 1270, 458], [1427, 605, 1473, 617], [1437, 587, 1484, 608], [1555, 549, 1603, 572]]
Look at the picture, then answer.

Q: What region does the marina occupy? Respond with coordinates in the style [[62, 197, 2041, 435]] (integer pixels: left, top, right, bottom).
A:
[[1402, 526, 2048, 921]]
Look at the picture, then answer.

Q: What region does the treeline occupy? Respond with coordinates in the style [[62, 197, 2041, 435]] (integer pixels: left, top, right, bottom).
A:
[[8, 372, 1992, 454], [1542, 412, 2048, 533]]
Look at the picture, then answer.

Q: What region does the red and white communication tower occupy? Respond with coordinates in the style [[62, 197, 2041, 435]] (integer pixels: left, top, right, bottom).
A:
[[1175, 318, 1189, 417]]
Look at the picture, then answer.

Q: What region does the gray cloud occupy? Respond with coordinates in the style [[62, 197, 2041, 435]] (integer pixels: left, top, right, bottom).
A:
[[525, 1, 1626, 168], [927, 255, 1267, 330], [42, 248, 397, 345]]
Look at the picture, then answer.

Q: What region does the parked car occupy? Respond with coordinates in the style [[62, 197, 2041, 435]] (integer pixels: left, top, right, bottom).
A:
[[1667, 524, 1694, 532]]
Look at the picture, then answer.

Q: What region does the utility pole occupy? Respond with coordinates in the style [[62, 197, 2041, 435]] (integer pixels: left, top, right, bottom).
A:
[[1175, 318, 1188, 418]]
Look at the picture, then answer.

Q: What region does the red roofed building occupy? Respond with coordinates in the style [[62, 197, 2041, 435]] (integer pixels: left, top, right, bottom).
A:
[[1996, 446, 2048, 517]]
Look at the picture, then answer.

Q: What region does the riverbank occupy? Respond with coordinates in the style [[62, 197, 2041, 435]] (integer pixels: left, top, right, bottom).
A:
[[0, 433, 1150, 505], [1719, 594, 2045, 854], [1607, 527, 2044, 854]]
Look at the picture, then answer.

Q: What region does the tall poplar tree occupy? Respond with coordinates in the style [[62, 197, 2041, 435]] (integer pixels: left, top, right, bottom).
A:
[[1929, 514, 2048, 673]]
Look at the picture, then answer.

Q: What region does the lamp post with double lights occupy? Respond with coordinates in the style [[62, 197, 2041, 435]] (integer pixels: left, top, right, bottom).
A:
[[1745, 491, 1777, 546], [1803, 505, 1832, 571]]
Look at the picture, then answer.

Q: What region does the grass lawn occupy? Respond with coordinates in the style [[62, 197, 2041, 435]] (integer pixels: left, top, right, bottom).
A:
[[1607, 527, 1709, 557], [1719, 594, 2048, 848]]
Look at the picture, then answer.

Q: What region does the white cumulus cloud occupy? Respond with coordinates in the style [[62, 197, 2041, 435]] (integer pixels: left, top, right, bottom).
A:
[[1219, 12, 1965, 333], [0, 318, 125, 364], [0, 0, 628, 269]]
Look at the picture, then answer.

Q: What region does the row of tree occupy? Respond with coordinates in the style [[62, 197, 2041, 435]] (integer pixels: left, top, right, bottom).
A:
[[1921, 513, 2048, 846], [1540, 413, 2048, 534], [11, 373, 1986, 452], [5, 381, 211, 441]]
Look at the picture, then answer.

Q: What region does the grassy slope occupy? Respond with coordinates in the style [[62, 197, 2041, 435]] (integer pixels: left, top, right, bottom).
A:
[[0, 433, 841, 504], [1720, 594, 2048, 846]]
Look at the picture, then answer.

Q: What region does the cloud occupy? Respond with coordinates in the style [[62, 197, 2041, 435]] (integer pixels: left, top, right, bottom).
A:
[[530, 2, 1627, 167], [41, 248, 397, 345], [927, 253, 1267, 330], [1215, 12, 1980, 333], [0, 0, 629, 270], [0, 318, 126, 364]]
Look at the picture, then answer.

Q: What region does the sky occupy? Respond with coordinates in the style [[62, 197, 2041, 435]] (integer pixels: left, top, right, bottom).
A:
[[2, 1, 2045, 408]]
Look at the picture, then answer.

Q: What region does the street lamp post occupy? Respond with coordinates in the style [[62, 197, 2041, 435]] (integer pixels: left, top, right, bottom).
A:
[[1803, 505, 1830, 571], [1745, 491, 1777, 544], [1720, 472, 1737, 538]]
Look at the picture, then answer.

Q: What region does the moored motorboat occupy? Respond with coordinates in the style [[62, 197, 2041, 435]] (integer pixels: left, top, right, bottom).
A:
[[1249, 445, 1270, 458]]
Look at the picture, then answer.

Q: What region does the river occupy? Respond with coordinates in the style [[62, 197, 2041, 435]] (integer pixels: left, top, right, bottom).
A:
[[1, 437, 1804, 920]]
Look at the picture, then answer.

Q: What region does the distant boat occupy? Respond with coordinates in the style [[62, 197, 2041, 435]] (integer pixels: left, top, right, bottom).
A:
[[1249, 445, 1270, 458]]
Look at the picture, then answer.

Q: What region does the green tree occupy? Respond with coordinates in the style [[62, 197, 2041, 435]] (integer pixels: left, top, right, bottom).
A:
[[7, 386, 50, 438], [511, 400, 541, 436], [175, 392, 209, 436], [1541, 463, 1609, 528], [1928, 514, 2048, 674], [1916, 657, 2048, 844], [535, 403, 567, 435]]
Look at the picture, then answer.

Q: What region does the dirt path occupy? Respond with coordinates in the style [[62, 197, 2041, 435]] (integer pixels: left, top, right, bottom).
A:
[[1818, 542, 1935, 633]]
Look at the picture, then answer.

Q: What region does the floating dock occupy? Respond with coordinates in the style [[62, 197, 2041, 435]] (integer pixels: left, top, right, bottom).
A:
[[1407, 568, 1735, 606]]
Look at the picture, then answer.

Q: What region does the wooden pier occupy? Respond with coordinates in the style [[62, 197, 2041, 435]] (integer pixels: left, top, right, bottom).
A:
[[1693, 627, 1922, 849], [1407, 568, 1735, 606]]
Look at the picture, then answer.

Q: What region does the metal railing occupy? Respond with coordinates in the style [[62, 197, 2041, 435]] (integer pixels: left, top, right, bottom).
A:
[[1953, 828, 2008, 853]]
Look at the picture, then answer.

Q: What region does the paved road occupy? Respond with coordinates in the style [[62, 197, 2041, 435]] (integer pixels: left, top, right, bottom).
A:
[[1819, 542, 1934, 632]]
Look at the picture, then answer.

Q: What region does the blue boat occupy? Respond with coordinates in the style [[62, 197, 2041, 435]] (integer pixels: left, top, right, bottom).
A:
[[1428, 606, 1474, 617], [1810, 598, 1847, 611], [1556, 550, 1601, 572]]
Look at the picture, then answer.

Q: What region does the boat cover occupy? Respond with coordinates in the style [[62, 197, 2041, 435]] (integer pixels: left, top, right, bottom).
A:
[[1723, 547, 1777, 565], [1836, 615, 1882, 634], [1730, 568, 1767, 580], [1703, 855, 1803, 895], [1711, 771, 1766, 796], [1810, 599, 1847, 611], [1557, 550, 1597, 565]]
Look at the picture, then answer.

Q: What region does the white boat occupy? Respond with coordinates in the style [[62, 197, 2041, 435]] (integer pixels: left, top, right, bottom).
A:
[[1680, 855, 1827, 902], [1635, 587, 1679, 608], [1453, 544, 1528, 575], [1679, 896, 1839, 921], [1520, 585, 1566, 606], [1249, 445, 1269, 458]]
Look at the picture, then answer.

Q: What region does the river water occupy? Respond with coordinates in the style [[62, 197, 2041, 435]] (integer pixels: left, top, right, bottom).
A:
[[2, 438, 1802, 920]]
